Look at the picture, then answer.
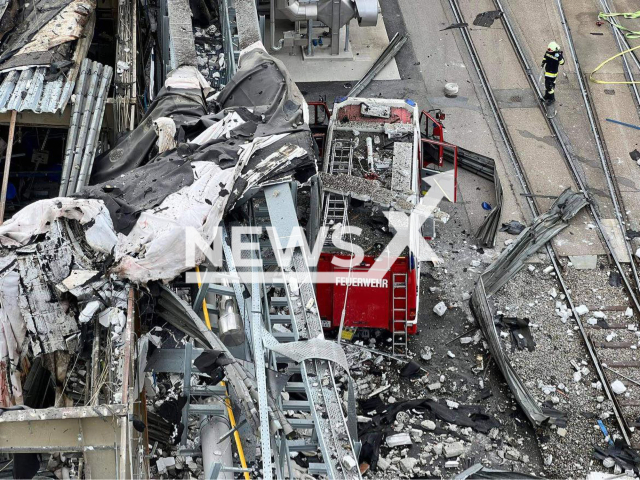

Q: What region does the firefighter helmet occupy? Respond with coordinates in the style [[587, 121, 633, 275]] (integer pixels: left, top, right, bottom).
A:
[[547, 41, 560, 51]]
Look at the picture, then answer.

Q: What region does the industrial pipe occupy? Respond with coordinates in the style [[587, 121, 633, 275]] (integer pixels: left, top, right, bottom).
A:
[[277, 0, 318, 22], [211, 277, 245, 347], [270, 0, 284, 51], [201, 411, 234, 480]]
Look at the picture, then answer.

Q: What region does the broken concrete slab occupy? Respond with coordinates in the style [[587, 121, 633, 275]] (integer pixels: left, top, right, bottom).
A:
[[569, 255, 598, 270]]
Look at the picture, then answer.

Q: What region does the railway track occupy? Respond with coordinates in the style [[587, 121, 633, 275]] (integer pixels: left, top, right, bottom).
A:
[[598, 0, 640, 117], [446, 0, 640, 448]]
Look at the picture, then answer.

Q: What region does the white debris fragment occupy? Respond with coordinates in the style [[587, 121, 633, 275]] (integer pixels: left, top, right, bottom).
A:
[[421, 346, 433, 361], [611, 380, 627, 395], [428, 382, 442, 391], [288, 276, 299, 296], [573, 371, 582, 382], [593, 311, 607, 319], [421, 420, 436, 430], [504, 239, 514, 246], [446, 400, 459, 409], [549, 288, 557, 298], [400, 457, 418, 473], [447, 350, 456, 358], [434, 301, 447, 317], [460, 337, 473, 345], [386, 433, 412, 447], [625, 307, 633, 317], [575, 305, 590, 316], [342, 455, 356, 470], [377, 457, 391, 471], [543, 266, 554, 274], [79, 300, 103, 324], [368, 385, 391, 398], [444, 442, 464, 458], [445, 460, 460, 468], [557, 428, 567, 437], [602, 457, 615, 468], [527, 265, 536, 272]]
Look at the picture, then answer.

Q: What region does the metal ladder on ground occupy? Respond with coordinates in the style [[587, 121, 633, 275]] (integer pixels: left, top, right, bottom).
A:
[[323, 141, 355, 246], [392, 273, 409, 355], [258, 183, 362, 480]]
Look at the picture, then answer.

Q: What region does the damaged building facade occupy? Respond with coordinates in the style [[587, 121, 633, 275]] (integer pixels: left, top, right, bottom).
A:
[[0, 0, 638, 479]]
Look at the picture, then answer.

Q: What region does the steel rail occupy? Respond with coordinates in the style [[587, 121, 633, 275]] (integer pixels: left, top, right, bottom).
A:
[[490, 0, 640, 319], [446, 0, 633, 444], [554, 0, 640, 301], [599, 0, 640, 119]]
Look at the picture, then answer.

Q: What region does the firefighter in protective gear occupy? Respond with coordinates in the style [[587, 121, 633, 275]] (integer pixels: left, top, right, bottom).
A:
[[541, 41, 564, 104]]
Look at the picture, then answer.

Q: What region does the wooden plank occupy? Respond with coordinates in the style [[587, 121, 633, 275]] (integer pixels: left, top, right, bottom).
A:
[[607, 361, 640, 368], [593, 342, 635, 348], [0, 109, 16, 224]]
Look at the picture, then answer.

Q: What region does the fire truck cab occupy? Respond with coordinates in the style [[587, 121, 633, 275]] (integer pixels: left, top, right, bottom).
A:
[[309, 97, 457, 349]]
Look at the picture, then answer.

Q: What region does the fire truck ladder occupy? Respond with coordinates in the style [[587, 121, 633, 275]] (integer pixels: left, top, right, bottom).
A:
[[392, 273, 409, 355], [258, 183, 362, 480], [323, 141, 354, 246]]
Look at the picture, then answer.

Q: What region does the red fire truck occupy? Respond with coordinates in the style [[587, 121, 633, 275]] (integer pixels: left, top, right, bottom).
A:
[[310, 97, 457, 350]]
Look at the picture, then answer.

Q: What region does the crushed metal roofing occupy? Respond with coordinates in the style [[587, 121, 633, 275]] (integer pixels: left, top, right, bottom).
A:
[[0, 66, 75, 113]]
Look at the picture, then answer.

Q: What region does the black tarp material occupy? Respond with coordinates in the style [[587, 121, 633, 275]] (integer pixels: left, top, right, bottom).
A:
[[82, 46, 316, 237], [500, 220, 526, 235], [216, 47, 307, 138], [473, 10, 503, 28], [79, 155, 195, 235], [90, 88, 207, 184], [360, 397, 500, 434], [358, 431, 384, 471], [593, 440, 640, 474], [495, 315, 535, 352], [12, 453, 39, 480], [399, 359, 422, 377]]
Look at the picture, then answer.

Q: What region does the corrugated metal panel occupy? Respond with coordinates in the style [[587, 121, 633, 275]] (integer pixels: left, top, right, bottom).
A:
[[0, 64, 87, 114]]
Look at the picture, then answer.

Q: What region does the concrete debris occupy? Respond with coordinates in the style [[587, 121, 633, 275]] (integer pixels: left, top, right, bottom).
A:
[[421, 420, 436, 430], [444, 442, 464, 458], [386, 433, 413, 447], [420, 346, 433, 361], [342, 454, 357, 470], [575, 305, 589, 315], [610, 380, 627, 394], [400, 457, 418, 472], [434, 301, 448, 316], [377, 456, 391, 471]]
